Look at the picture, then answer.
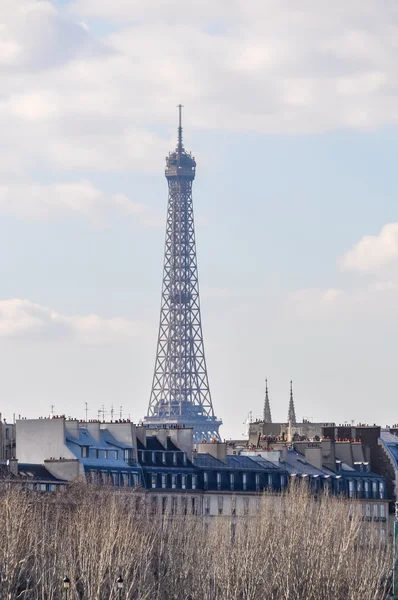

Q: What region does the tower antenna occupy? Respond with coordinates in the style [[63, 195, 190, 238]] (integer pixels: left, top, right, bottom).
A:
[[177, 104, 183, 154]]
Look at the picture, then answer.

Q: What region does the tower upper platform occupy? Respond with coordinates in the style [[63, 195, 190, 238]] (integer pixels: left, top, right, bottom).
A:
[[165, 105, 196, 181]]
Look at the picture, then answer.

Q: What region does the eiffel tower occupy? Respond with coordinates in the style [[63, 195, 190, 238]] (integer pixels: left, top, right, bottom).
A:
[[144, 106, 221, 442]]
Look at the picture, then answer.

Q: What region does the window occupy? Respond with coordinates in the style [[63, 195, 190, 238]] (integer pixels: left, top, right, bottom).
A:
[[135, 496, 142, 514], [121, 472, 128, 487], [356, 480, 362, 497], [204, 496, 211, 515], [243, 497, 249, 516], [151, 496, 157, 515], [365, 503, 371, 521], [183, 453, 187, 466], [379, 482, 385, 499], [5, 428, 9, 440], [255, 473, 260, 492], [49, 484, 56, 492], [373, 504, 378, 520], [348, 480, 355, 499], [141, 451, 145, 463], [280, 475, 286, 489], [364, 480, 370, 499], [243, 473, 247, 491], [101, 471, 107, 485], [173, 453, 177, 466], [124, 449, 131, 462], [191, 474, 197, 490], [204, 472, 208, 490], [104, 450, 108, 460], [192, 497, 198, 515], [131, 473, 139, 487], [268, 474, 273, 489], [151, 474, 157, 489], [231, 496, 236, 516], [162, 497, 168, 515], [171, 497, 177, 515], [230, 473, 234, 491], [152, 451, 156, 464], [81, 446, 89, 458], [217, 496, 224, 515], [161, 474, 167, 489], [182, 497, 188, 516], [217, 472, 222, 491], [181, 475, 186, 490], [111, 472, 118, 487], [380, 504, 386, 521], [162, 452, 166, 464], [372, 481, 378, 498], [171, 474, 177, 489]]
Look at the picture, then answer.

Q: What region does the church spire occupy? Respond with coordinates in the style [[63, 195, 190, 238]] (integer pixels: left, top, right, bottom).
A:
[[263, 378, 272, 423], [287, 380, 296, 424]]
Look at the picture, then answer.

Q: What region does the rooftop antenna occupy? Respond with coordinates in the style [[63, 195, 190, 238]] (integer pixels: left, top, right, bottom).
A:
[[110, 405, 114, 422], [119, 406, 123, 420], [50, 405, 55, 419], [85, 402, 88, 425]]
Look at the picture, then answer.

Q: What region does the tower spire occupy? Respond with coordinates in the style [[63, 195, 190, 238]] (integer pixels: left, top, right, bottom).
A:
[[287, 380, 296, 424], [177, 103, 183, 154], [263, 378, 272, 423]]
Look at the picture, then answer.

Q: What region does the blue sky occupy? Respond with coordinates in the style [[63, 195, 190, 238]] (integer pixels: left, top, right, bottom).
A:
[[1, 0, 398, 436]]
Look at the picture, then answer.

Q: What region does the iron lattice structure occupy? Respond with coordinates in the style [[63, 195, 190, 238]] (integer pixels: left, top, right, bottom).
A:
[[145, 107, 221, 442]]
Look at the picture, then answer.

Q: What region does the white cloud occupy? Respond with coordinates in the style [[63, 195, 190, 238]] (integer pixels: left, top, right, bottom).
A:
[[341, 223, 398, 272], [0, 0, 397, 174], [0, 299, 144, 344], [0, 180, 161, 226]]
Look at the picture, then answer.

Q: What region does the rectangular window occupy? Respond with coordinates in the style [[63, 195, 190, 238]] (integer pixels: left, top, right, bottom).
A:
[[162, 452, 166, 464], [181, 475, 186, 490], [255, 473, 260, 492], [217, 496, 224, 515], [173, 453, 177, 465], [171, 475, 177, 489], [231, 496, 236, 516], [348, 480, 355, 499], [204, 472, 208, 490], [379, 482, 385, 499], [243, 473, 247, 491], [161, 474, 167, 489], [373, 504, 378, 520], [111, 472, 118, 487], [5, 428, 9, 440], [152, 451, 156, 464], [183, 453, 187, 466], [268, 474, 273, 489], [162, 496, 168, 515], [372, 481, 377, 498], [191, 474, 197, 490], [217, 472, 222, 491], [380, 504, 386, 521], [204, 496, 211, 515], [104, 450, 108, 460], [151, 496, 157, 515], [151, 474, 157, 489], [230, 473, 234, 491], [364, 480, 370, 498], [81, 446, 89, 458], [192, 497, 197, 515], [121, 472, 128, 487], [280, 475, 285, 489], [171, 497, 177, 515], [124, 449, 131, 462], [243, 497, 249, 516], [182, 497, 188, 516], [131, 473, 139, 487], [365, 503, 371, 520]]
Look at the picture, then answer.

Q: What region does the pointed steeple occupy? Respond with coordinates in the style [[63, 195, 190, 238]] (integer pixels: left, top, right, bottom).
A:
[[263, 378, 272, 423], [287, 380, 296, 424]]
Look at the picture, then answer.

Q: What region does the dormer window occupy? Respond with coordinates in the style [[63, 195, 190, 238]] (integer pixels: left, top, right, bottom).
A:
[[152, 451, 156, 464], [81, 446, 89, 458], [183, 453, 187, 466], [173, 452, 177, 465], [162, 452, 166, 464]]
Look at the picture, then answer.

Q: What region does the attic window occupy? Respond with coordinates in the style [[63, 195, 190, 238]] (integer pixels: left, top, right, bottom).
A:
[[81, 446, 89, 458]]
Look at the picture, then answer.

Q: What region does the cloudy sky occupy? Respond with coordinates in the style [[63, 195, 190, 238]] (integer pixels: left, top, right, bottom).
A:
[[1, 0, 398, 437]]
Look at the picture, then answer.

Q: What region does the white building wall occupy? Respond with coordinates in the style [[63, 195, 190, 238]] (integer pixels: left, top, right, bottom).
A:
[[16, 419, 75, 464]]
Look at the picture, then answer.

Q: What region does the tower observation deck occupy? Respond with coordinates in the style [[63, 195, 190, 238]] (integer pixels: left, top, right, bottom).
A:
[[144, 106, 222, 442]]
